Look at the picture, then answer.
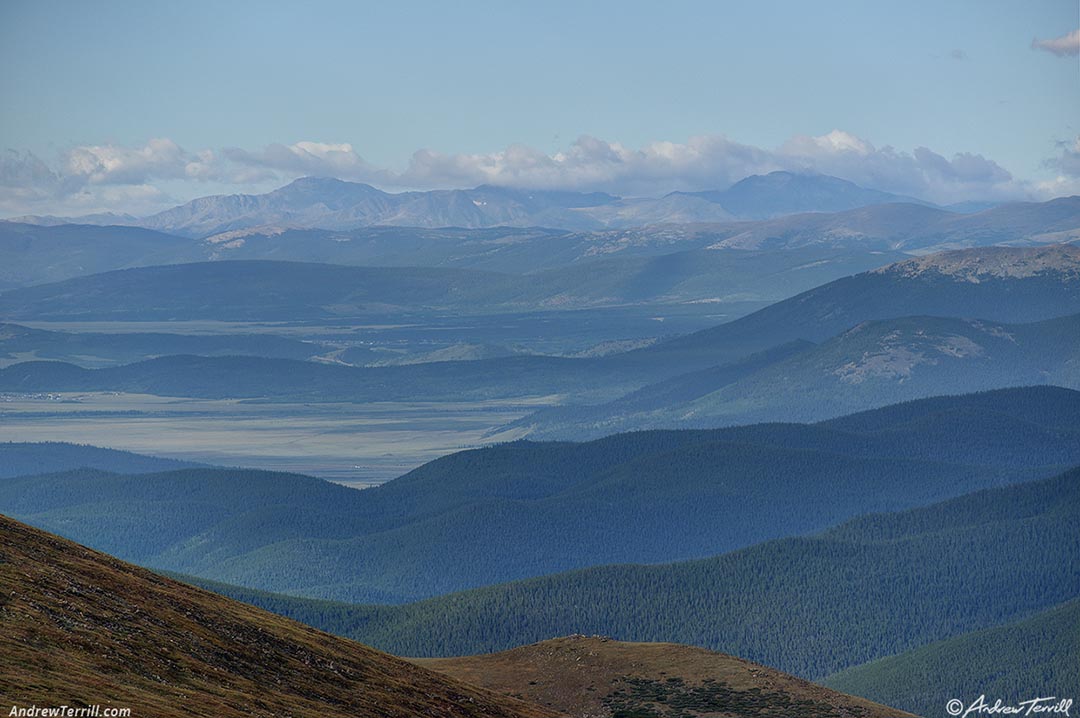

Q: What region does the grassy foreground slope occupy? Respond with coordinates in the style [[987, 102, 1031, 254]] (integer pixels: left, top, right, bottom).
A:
[[0, 514, 555, 718], [823, 598, 1080, 717]]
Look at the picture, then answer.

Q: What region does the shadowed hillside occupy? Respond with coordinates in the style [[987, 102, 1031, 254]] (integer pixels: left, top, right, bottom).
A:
[[823, 598, 1080, 717]]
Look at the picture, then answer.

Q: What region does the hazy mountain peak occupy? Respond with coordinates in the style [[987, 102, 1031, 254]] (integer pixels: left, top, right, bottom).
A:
[[667, 171, 933, 221], [3, 211, 140, 227], [273, 175, 386, 198]]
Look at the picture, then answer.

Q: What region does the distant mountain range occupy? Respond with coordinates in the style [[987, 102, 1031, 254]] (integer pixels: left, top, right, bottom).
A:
[[6, 171, 942, 236], [3, 195, 1077, 295]]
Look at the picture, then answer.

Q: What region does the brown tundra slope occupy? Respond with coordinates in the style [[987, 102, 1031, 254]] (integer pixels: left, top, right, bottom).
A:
[[0, 514, 557, 718], [415, 635, 915, 718]]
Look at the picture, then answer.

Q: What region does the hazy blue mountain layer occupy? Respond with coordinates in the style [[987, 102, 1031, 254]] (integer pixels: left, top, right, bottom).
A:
[[3, 387, 1078, 604], [6, 195, 1078, 291], [0, 248, 907, 319], [611, 243, 1080, 373], [9, 172, 935, 236], [0, 442, 206, 478], [517, 312, 1080, 438], [0, 322, 325, 368]]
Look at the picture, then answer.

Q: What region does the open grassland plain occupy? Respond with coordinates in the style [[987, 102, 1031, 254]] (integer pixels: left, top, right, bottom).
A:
[[0, 392, 536, 486]]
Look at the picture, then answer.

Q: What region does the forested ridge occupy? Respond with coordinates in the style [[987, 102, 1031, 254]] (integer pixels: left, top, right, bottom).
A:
[[170, 468, 1080, 680], [823, 598, 1080, 716], [3, 387, 1079, 603]]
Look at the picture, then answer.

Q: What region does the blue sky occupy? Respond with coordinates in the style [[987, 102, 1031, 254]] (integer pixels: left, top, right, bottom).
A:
[[1, 0, 1078, 215]]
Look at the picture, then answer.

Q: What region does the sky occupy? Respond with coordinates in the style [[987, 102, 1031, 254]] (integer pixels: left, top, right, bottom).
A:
[[1, 0, 1078, 216]]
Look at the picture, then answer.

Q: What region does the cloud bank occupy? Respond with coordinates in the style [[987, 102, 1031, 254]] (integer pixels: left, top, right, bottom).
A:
[[1031, 28, 1080, 57], [0, 130, 1069, 217]]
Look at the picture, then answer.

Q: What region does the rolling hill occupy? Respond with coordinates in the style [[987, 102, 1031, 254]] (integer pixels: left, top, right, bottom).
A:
[[0, 248, 907, 321], [823, 598, 1080, 717], [704, 195, 1080, 251], [0, 514, 555, 718], [3, 387, 1078, 603], [0, 441, 206, 478], [0, 352, 636, 403], [415, 636, 913, 718], [0, 221, 204, 289], [680, 170, 928, 220], [0, 260, 523, 321], [612, 243, 1080, 373], [173, 466, 1080, 683], [517, 312, 1080, 438], [0, 321, 325, 367]]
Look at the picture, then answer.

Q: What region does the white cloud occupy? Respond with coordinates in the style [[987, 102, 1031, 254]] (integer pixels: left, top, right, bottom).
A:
[[62, 138, 192, 185], [393, 135, 778, 196], [1035, 137, 1080, 198], [388, 131, 1024, 205], [785, 129, 874, 156], [0, 130, 1067, 217], [1032, 28, 1080, 57], [221, 141, 385, 183], [1047, 136, 1080, 178]]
